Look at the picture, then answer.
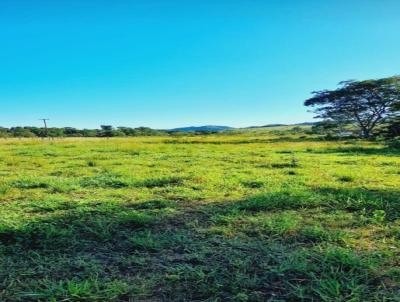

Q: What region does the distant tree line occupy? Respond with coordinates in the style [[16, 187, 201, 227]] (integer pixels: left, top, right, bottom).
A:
[[0, 125, 168, 138], [305, 76, 400, 139]]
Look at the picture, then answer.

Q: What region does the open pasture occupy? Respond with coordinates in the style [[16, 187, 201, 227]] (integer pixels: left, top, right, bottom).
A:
[[0, 134, 399, 301]]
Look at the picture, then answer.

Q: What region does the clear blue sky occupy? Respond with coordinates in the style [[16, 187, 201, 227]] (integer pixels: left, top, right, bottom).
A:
[[1, 0, 399, 129]]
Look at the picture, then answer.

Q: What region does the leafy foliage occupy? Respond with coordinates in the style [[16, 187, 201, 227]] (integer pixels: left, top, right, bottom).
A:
[[305, 76, 400, 138], [0, 126, 167, 138]]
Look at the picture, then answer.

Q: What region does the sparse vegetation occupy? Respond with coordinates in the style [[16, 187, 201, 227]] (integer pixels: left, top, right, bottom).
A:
[[0, 130, 399, 301]]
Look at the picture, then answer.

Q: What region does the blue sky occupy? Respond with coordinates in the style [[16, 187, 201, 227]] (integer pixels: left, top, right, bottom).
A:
[[1, 0, 399, 129]]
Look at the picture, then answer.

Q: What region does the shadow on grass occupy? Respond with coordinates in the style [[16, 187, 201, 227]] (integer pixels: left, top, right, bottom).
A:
[[0, 187, 399, 301], [314, 186, 400, 221], [309, 146, 400, 156]]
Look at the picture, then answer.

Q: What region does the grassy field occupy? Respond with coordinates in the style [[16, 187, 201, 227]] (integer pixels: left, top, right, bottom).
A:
[[0, 133, 399, 301]]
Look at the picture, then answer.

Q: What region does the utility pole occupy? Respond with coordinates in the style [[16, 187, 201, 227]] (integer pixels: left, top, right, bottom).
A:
[[39, 118, 50, 137]]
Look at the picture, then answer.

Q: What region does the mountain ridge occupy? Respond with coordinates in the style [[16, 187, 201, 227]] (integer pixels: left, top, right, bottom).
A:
[[169, 122, 316, 132], [169, 125, 234, 132]]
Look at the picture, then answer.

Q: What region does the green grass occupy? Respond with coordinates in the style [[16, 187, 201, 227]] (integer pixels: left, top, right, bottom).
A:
[[0, 132, 399, 301]]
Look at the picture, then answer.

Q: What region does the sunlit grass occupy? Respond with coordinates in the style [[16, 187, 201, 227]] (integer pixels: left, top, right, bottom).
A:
[[0, 133, 399, 301]]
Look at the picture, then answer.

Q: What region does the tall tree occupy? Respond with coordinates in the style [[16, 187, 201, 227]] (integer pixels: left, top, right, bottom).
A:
[[305, 76, 400, 138], [100, 125, 114, 137]]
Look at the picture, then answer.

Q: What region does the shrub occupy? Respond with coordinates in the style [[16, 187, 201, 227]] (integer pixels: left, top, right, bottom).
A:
[[387, 137, 400, 149]]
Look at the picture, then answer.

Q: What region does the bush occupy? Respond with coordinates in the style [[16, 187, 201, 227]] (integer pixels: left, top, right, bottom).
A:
[[387, 137, 400, 149]]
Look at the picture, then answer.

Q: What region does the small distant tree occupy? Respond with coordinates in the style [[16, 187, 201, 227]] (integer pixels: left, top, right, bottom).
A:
[[47, 128, 64, 137], [11, 127, 36, 138], [100, 125, 114, 137], [305, 76, 400, 138], [111, 129, 126, 137], [0, 127, 10, 138], [291, 126, 303, 134], [81, 129, 97, 137], [117, 127, 134, 136], [63, 127, 80, 136]]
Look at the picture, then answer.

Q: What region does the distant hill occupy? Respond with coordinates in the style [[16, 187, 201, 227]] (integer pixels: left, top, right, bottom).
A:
[[247, 123, 287, 128], [246, 122, 316, 129], [294, 122, 316, 126], [168, 122, 316, 132], [169, 125, 234, 132]]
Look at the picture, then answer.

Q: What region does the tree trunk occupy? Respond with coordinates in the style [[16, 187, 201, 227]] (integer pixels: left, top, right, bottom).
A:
[[361, 128, 371, 138]]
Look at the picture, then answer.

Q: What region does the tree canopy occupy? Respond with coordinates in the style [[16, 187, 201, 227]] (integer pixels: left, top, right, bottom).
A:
[[0, 126, 167, 138], [305, 76, 400, 138]]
